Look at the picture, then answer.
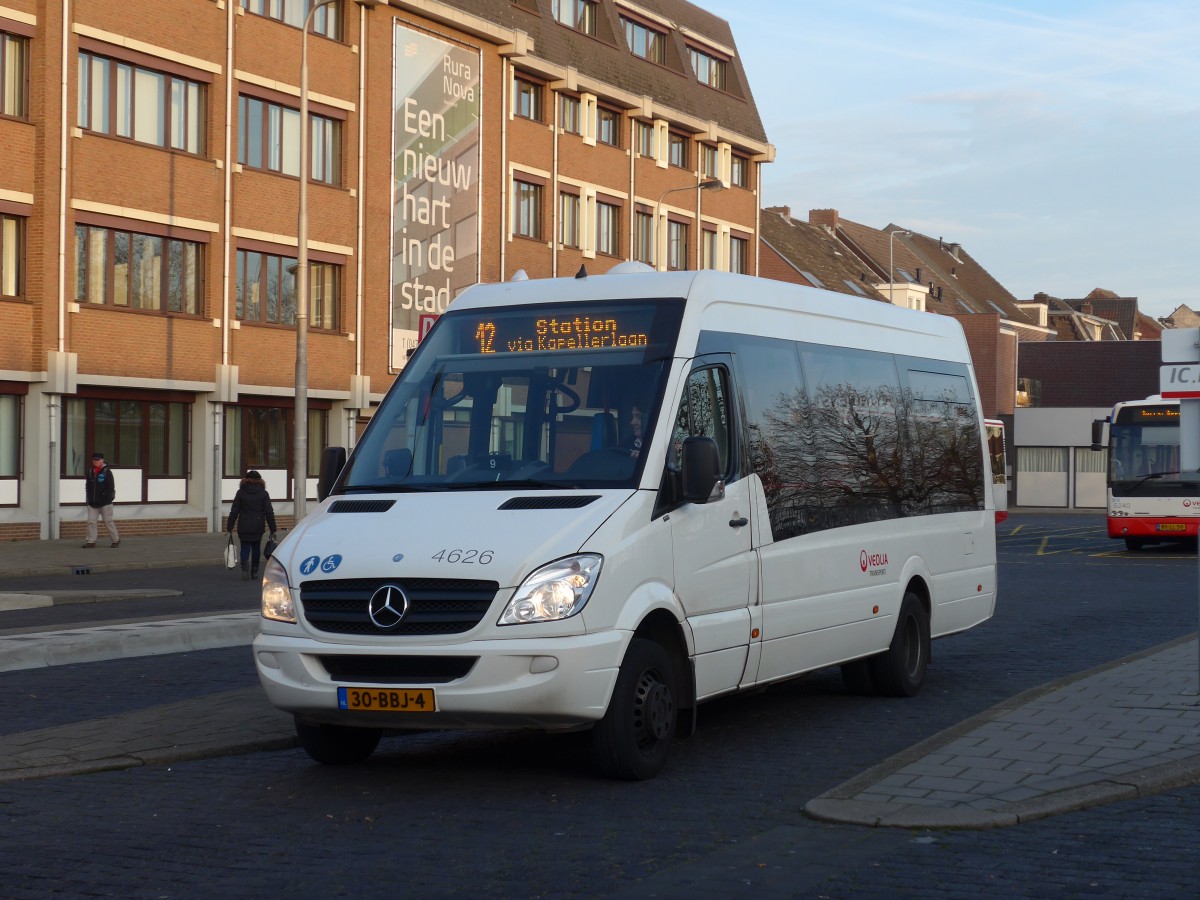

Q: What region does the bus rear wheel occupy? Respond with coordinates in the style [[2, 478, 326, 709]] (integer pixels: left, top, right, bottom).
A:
[[591, 638, 678, 780], [1124, 537, 1145, 552], [868, 591, 930, 697]]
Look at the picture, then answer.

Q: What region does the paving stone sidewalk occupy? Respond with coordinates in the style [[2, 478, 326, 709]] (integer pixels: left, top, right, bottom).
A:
[[807, 635, 1200, 828]]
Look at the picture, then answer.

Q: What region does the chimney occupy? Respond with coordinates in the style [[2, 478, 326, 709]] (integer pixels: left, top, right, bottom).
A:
[[1082, 301, 1094, 316], [765, 206, 792, 221], [808, 209, 839, 229]]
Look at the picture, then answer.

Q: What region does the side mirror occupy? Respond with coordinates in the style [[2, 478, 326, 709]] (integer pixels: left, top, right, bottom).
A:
[[317, 447, 347, 501], [680, 436, 721, 504], [1090, 419, 1105, 452]]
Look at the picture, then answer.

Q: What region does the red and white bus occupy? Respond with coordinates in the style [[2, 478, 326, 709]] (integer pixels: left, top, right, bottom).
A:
[[984, 419, 1008, 523], [1092, 396, 1200, 550]]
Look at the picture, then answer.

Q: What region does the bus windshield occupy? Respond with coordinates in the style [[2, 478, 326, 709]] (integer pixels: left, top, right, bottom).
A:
[[1109, 405, 1182, 482], [340, 298, 684, 491]]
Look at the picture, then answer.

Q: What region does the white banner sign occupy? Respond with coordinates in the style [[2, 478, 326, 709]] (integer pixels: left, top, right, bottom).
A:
[[390, 24, 481, 370]]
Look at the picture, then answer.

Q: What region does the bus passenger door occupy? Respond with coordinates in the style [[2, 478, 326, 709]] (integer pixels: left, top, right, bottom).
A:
[[666, 360, 755, 701]]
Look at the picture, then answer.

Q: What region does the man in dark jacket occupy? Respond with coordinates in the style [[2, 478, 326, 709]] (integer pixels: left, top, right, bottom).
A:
[[83, 451, 120, 548], [227, 470, 277, 580]]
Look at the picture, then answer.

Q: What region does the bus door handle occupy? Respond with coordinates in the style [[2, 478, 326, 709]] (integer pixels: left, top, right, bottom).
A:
[[729, 516, 748, 528]]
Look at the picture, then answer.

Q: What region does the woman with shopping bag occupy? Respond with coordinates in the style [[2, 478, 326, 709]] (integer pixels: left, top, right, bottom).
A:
[[226, 470, 277, 581]]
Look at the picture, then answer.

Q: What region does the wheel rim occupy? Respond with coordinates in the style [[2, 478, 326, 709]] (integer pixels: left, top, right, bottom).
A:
[[632, 668, 674, 750]]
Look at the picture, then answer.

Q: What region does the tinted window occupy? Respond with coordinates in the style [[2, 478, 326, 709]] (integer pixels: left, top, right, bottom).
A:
[[727, 332, 984, 540]]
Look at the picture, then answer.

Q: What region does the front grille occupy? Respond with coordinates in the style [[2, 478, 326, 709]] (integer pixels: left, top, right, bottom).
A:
[[318, 655, 477, 684], [300, 577, 500, 636]]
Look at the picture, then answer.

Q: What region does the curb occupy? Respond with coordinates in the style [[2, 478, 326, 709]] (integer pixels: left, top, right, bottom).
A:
[[0, 612, 260, 672], [0, 589, 182, 611]]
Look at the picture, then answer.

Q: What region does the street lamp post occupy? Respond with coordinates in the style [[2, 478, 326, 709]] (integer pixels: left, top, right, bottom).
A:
[[294, 0, 379, 522], [887, 228, 912, 307], [656, 178, 723, 270]]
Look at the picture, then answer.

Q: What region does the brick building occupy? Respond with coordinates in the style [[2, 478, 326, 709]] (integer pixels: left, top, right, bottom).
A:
[[0, 0, 772, 540]]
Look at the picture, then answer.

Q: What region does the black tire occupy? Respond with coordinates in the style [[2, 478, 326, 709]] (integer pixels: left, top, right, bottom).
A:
[[294, 718, 382, 765], [591, 638, 678, 780], [840, 658, 878, 695], [1124, 537, 1145, 552], [868, 590, 930, 698]]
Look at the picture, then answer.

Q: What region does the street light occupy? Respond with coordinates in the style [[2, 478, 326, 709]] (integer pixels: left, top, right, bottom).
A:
[[656, 178, 723, 270], [887, 228, 911, 307], [294, 0, 380, 522]]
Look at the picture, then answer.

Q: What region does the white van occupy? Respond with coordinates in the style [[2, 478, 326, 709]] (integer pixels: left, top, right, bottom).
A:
[[254, 267, 997, 779]]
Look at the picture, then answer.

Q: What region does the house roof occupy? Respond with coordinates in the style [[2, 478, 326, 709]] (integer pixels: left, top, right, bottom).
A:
[[759, 209, 887, 301], [809, 212, 1048, 338], [456, 0, 768, 147]]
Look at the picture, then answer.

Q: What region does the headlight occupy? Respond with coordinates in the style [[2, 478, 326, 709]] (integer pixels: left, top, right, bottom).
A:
[[260, 556, 296, 623], [499, 554, 602, 625]]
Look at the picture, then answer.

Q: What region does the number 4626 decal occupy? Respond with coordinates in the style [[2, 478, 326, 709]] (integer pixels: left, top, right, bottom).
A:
[[431, 548, 494, 564]]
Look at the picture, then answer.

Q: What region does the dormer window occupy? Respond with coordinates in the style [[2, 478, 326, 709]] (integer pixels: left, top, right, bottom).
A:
[[622, 16, 666, 63], [689, 46, 727, 90], [552, 0, 597, 36]]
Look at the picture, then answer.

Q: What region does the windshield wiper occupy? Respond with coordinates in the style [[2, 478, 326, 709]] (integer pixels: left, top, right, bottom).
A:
[[1125, 470, 1181, 489], [339, 483, 441, 493]]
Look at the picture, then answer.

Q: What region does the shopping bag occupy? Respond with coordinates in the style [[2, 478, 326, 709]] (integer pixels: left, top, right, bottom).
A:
[[263, 536, 277, 561], [224, 533, 238, 569]]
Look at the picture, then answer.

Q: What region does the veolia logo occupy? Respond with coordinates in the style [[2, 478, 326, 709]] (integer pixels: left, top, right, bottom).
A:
[[860, 549, 889, 572]]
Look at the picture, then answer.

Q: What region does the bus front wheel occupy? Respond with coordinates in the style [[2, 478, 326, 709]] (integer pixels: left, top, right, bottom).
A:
[[1124, 537, 1145, 552], [591, 638, 678, 780], [295, 718, 382, 765]]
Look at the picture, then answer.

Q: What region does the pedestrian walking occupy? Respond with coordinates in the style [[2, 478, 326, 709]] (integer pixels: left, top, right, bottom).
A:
[[227, 470, 277, 581], [83, 451, 120, 548]]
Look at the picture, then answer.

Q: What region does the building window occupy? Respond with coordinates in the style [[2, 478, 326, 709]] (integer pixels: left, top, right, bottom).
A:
[[1, 31, 29, 119], [238, 95, 340, 185], [689, 47, 728, 90], [701, 229, 717, 269], [1, 214, 22, 298], [514, 180, 542, 239], [0, 393, 19, 481], [667, 221, 688, 270], [559, 193, 580, 248], [63, 397, 189, 478], [78, 52, 206, 154], [596, 201, 619, 256], [731, 153, 749, 187], [235, 249, 340, 329], [634, 211, 653, 264], [515, 77, 542, 121], [597, 106, 620, 147], [224, 404, 327, 478], [622, 17, 665, 63], [700, 144, 719, 178], [240, 0, 341, 41], [559, 94, 580, 134], [552, 0, 597, 35], [75, 225, 203, 314], [729, 235, 748, 274], [635, 121, 654, 157], [668, 132, 688, 168]]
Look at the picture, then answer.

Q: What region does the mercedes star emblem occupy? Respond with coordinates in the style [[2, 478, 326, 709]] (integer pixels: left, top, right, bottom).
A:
[[368, 584, 409, 629]]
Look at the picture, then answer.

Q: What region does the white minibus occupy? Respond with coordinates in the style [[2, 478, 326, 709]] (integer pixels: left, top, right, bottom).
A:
[[255, 266, 998, 779]]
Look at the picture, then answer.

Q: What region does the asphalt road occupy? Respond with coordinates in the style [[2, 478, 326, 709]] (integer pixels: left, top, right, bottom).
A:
[[2, 512, 1199, 898]]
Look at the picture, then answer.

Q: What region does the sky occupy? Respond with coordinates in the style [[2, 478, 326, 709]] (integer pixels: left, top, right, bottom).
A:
[[699, 0, 1199, 321]]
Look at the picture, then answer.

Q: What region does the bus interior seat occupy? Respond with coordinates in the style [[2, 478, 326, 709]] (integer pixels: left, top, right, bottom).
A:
[[383, 448, 412, 477], [591, 412, 617, 450]]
